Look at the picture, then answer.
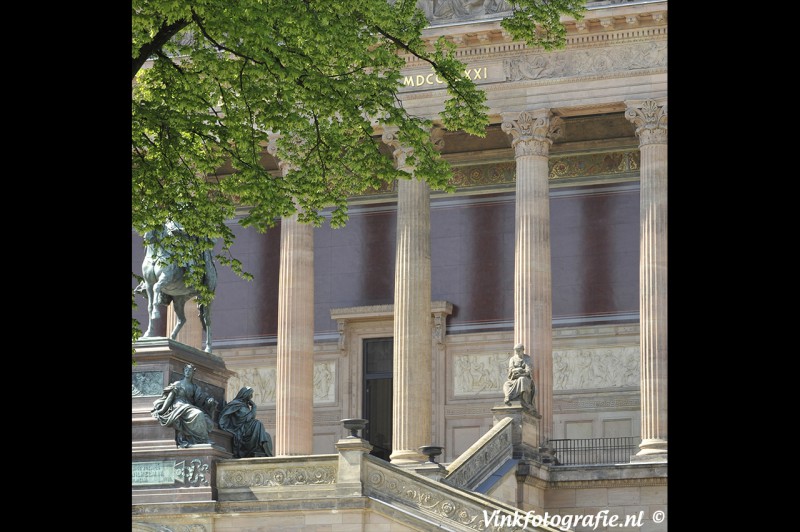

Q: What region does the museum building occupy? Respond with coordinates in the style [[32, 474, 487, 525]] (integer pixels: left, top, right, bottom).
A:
[[132, 1, 668, 530]]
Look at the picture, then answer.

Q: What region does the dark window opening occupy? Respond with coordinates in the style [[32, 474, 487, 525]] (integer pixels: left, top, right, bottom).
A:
[[363, 338, 393, 461]]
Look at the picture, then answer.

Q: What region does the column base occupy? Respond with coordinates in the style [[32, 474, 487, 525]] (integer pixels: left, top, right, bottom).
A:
[[389, 450, 427, 465], [630, 438, 667, 463]]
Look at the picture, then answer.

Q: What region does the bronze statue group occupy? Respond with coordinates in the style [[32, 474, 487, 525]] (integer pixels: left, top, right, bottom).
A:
[[151, 363, 274, 458]]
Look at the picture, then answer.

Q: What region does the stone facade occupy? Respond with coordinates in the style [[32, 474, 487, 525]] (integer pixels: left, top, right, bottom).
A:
[[133, 1, 668, 529]]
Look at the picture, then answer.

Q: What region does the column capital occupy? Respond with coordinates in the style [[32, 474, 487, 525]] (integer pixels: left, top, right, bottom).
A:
[[381, 127, 414, 170], [625, 99, 667, 147], [382, 126, 445, 169], [430, 125, 445, 153], [501, 109, 563, 158]]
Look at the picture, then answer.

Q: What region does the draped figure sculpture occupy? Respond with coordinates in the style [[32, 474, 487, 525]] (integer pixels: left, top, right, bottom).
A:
[[219, 386, 274, 458], [503, 343, 536, 412], [151, 363, 217, 447]]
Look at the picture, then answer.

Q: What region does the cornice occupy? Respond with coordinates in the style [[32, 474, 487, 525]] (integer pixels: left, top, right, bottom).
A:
[[528, 476, 668, 489], [406, 2, 667, 67], [330, 301, 452, 321]]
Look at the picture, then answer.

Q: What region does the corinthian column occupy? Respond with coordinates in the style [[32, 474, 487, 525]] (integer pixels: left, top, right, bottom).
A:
[[269, 138, 315, 456], [501, 110, 562, 446], [382, 128, 434, 464], [625, 99, 668, 460]]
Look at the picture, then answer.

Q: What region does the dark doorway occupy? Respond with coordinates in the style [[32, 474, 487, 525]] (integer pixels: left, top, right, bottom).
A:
[[363, 338, 393, 461]]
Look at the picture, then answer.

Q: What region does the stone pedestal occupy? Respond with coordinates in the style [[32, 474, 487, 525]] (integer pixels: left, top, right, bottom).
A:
[[491, 403, 554, 463], [132, 338, 235, 503], [335, 437, 373, 497]]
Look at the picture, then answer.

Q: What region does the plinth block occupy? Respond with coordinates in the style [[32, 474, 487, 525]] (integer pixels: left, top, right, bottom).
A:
[[491, 403, 543, 460], [132, 338, 236, 503], [132, 444, 233, 504], [132, 338, 236, 425]]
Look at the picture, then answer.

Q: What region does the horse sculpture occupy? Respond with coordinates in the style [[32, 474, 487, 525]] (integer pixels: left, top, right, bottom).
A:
[[136, 220, 217, 353]]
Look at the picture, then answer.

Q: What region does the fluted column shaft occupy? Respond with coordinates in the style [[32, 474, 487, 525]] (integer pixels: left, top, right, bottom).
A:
[[270, 142, 315, 456], [626, 100, 668, 457], [502, 110, 562, 445], [383, 130, 432, 464]]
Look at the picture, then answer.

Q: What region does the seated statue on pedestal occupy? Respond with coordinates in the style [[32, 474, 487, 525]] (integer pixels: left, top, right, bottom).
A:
[[503, 343, 536, 412], [219, 386, 274, 458], [151, 363, 217, 447]]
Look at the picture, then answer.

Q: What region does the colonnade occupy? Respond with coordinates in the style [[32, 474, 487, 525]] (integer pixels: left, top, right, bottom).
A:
[[263, 99, 667, 460]]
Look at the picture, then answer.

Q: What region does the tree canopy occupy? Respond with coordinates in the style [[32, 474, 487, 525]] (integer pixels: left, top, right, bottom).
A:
[[131, 0, 585, 343]]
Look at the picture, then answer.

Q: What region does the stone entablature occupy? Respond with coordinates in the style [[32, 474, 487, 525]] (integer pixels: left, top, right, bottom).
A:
[[398, 37, 666, 94], [417, 0, 665, 30], [356, 148, 640, 197], [503, 40, 666, 82], [409, 1, 667, 57]]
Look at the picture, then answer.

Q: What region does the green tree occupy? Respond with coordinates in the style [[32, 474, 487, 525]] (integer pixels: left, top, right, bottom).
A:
[[132, 0, 585, 341]]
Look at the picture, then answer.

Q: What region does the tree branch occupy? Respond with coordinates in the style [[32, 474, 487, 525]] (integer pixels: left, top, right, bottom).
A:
[[133, 18, 191, 80]]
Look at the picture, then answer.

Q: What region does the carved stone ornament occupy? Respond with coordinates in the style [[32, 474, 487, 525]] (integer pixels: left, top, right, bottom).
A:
[[553, 346, 640, 391], [218, 465, 336, 488], [381, 128, 414, 169], [415, 0, 515, 26], [133, 524, 208, 532], [454, 353, 508, 396], [444, 423, 512, 490], [364, 459, 513, 532], [504, 41, 666, 83], [625, 99, 667, 146], [501, 111, 563, 157]]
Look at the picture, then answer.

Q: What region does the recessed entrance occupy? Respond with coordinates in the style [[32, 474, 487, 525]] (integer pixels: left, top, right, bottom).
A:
[[363, 337, 393, 461]]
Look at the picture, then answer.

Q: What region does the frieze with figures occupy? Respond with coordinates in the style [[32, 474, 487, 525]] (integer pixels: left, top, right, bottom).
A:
[[504, 40, 667, 82], [226, 361, 336, 405], [553, 346, 639, 390], [132, 371, 164, 397], [454, 353, 509, 396], [454, 344, 638, 397]]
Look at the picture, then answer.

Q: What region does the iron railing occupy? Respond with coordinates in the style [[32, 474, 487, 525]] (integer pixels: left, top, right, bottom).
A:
[[549, 437, 641, 465]]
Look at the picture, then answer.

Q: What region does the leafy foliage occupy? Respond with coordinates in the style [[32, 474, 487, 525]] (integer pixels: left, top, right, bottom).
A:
[[131, 0, 585, 343], [502, 1, 586, 51]]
